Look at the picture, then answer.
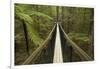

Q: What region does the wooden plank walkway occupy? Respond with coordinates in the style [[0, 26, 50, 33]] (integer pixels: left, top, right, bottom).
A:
[[53, 23, 63, 63]]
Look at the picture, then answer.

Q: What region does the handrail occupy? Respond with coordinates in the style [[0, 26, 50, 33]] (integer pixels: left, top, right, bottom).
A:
[[22, 24, 56, 65], [59, 24, 92, 61]]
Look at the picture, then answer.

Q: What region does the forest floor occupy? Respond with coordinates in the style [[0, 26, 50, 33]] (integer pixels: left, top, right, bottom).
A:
[[15, 43, 29, 65]]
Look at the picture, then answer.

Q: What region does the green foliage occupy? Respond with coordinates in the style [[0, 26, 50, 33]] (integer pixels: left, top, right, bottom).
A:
[[68, 33, 90, 47], [29, 11, 53, 20], [26, 23, 43, 46], [68, 33, 88, 37], [15, 5, 23, 13], [16, 13, 33, 24], [62, 7, 93, 34], [15, 4, 54, 48]]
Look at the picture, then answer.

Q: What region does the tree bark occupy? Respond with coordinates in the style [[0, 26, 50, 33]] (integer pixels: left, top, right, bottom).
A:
[[22, 21, 30, 55], [56, 6, 59, 22]]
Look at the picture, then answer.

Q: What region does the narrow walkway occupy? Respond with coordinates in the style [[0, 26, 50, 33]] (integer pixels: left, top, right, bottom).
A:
[[53, 23, 63, 63]]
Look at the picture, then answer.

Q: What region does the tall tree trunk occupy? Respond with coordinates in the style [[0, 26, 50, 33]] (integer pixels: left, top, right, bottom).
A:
[[62, 7, 65, 28], [22, 21, 30, 55], [66, 8, 72, 34], [56, 6, 59, 22]]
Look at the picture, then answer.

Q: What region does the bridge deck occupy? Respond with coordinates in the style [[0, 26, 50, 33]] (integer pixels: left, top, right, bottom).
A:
[[53, 23, 63, 63]]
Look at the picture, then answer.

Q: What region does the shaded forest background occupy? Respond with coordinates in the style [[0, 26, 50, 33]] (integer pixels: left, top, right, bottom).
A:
[[15, 3, 94, 65]]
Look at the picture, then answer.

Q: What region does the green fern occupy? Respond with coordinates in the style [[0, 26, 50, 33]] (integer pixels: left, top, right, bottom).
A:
[[29, 11, 53, 20], [15, 4, 53, 47], [26, 23, 43, 46], [15, 5, 23, 13], [16, 12, 33, 24]]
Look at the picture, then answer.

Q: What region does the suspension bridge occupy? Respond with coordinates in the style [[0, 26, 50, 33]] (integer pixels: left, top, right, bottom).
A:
[[22, 22, 92, 65]]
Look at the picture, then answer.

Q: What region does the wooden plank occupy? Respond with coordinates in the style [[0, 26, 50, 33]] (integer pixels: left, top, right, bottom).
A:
[[53, 23, 63, 63]]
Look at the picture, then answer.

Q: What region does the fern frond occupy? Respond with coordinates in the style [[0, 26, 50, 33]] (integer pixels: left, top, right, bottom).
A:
[[15, 5, 23, 13], [26, 23, 43, 46], [16, 12, 33, 24], [29, 11, 53, 20]]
